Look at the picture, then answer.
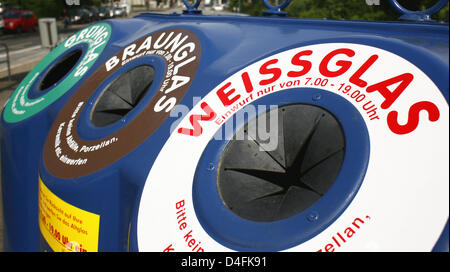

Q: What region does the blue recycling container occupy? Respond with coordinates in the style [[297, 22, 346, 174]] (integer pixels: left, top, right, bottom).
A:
[[1, 0, 448, 252]]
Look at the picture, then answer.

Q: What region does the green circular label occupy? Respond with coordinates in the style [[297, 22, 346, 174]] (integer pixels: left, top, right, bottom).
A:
[[3, 22, 112, 123]]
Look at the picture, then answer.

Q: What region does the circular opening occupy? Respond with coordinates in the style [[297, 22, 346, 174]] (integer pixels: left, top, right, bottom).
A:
[[39, 49, 83, 91], [91, 65, 155, 127], [217, 104, 345, 222]]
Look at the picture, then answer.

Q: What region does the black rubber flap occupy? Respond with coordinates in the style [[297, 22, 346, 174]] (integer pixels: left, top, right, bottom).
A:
[[218, 104, 345, 222], [91, 65, 155, 127]]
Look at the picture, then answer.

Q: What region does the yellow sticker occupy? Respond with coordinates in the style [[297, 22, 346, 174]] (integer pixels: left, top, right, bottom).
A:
[[38, 177, 100, 252]]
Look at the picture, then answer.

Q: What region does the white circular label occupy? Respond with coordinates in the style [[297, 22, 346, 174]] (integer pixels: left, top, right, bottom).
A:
[[137, 43, 449, 252]]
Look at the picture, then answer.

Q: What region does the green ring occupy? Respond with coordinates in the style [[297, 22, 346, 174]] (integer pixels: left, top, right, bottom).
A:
[[3, 22, 112, 123]]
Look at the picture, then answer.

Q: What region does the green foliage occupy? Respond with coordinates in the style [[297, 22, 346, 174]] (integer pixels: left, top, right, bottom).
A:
[[228, 0, 449, 22]]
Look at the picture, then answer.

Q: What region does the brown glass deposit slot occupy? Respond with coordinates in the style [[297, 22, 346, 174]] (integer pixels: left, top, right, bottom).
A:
[[217, 104, 345, 222], [91, 65, 155, 127], [39, 49, 83, 91]]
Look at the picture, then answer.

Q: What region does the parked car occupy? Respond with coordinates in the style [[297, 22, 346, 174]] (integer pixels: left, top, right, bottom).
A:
[[68, 8, 90, 24], [3, 9, 37, 33], [98, 6, 114, 19]]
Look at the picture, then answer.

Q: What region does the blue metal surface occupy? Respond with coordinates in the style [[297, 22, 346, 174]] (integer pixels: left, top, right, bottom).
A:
[[433, 220, 449, 252]]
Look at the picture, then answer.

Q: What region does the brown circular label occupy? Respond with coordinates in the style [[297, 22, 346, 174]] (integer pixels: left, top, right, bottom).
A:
[[43, 28, 201, 179]]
